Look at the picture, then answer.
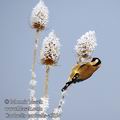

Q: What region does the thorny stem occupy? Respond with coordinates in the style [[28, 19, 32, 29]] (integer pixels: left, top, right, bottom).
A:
[[43, 65, 50, 97]]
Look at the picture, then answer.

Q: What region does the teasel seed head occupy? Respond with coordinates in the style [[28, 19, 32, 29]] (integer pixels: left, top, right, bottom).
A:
[[40, 31, 60, 65], [31, 0, 49, 31], [75, 31, 97, 63]]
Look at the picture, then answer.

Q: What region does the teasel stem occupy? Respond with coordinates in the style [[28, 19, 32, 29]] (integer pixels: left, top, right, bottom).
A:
[[38, 65, 50, 120], [28, 30, 40, 120], [32, 30, 40, 77], [50, 91, 67, 120], [43, 65, 50, 97]]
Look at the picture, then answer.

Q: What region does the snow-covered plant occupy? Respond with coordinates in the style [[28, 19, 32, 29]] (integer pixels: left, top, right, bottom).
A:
[[75, 31, 97, 63], [40, 31, 60, 66], [31, 0, 49, 31], [51, 91, 66, 120], [28, 69, 37, 120], [39, 31, 61, 119], [28, 1, 49, 120], [39, 97, 49, 120]]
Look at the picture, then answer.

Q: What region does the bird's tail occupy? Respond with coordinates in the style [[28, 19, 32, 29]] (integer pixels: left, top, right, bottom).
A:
[[61, 81, 73, 92]]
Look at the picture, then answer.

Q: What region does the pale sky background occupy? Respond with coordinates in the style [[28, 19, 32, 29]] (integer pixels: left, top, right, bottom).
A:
[[0, 0, 120, 120]]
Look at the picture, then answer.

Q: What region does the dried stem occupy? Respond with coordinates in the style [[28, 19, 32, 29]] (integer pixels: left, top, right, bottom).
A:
[[28, 30, 40, 120], [43, 65, 50, 97], [32, 30, 40, 78], [50, 91, 67, 120]]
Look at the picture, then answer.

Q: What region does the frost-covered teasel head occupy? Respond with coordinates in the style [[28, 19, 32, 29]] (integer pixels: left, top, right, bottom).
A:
[[40, 31, 60, 65], [75, 31, 97, 62], [31, 0, 49, 31]]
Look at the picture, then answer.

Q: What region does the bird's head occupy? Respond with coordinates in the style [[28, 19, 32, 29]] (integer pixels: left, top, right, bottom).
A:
[[90, 57, 101, 67]]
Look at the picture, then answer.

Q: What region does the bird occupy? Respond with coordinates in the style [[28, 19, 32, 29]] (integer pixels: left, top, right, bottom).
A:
[[61, 57, 101, 92]]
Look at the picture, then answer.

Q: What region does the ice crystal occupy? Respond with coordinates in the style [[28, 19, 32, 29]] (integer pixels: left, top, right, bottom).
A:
[[39, 97, 49, 120], [51, 91, 66, 120], [28, 71, 37, 120], [40, 31, 60, 65], [29, 79, 37, 87], [29, 89, 36, 97], [75, 31, 97, 63], [31, 0, 49, 31]]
